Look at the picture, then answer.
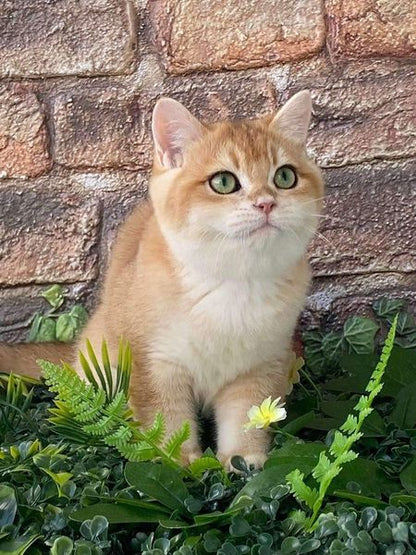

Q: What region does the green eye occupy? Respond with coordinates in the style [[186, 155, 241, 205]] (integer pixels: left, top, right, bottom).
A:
[[274, 165, 297, 189], [209, 172, 241, 195]]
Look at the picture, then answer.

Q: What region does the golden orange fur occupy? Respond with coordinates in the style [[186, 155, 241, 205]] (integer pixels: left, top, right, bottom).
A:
[[0, 91, 324, 468]]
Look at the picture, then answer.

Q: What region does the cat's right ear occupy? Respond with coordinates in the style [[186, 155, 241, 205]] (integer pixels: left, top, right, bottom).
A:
[[152, 98, 204, 169]]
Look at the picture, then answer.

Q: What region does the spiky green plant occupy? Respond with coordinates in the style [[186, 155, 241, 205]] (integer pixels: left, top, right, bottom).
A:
[[286, 315, 398, 532], [0, 373, 37, 438], [39, 339, 190, 469]]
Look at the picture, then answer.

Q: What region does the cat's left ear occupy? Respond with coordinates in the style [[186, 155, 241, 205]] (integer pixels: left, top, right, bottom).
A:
[[152, 98, 204, 169], [271, 90, 312, 145]]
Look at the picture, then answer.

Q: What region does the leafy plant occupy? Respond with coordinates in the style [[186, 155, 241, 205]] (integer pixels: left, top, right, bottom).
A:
[[1, 299, 415, 553], [0, 373, 37, 441], [287, 316, 398, 531], [29, 284, 88, 343], [39, 340, 190, 468]]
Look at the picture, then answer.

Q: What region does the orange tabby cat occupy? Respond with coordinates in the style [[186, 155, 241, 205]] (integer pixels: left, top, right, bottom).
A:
[[0, 90, 324, 468]]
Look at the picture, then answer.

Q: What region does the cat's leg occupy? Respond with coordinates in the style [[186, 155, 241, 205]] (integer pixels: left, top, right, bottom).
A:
[[130, 360, 202, 465], [214, 363, 288, 470]]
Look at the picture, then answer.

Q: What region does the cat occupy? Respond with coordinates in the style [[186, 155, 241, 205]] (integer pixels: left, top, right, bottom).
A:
[[0, 90, 324, 469]]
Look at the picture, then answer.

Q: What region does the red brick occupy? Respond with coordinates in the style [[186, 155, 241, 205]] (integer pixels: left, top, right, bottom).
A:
[[0, 180, 100, 286], [161, 70, 278, 121], [281, 58, 416, 167], [326, 0, 416, 60], [151, 0, 325, 74], [308, 160, 416, 276], [0, 0, 136, 78], [304, 273, 416, 328], [0, 84, 51, 178], [52, 87, 152, 170]]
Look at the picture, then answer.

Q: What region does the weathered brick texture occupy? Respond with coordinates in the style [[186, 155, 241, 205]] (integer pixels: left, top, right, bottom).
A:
[[0, 0, 415, 342], [0, 181, 100, 285], [0, 0, 136, 78], [326, 0, 416, 60], [151, 0, 325, 73], [0, 85, 51, 178], [53, 88, 152, 169]]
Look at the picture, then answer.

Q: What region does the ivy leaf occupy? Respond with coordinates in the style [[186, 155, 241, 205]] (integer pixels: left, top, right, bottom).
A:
[[32, 316, 56, 342], [388, 383, 416, 428], [56, 306, 88, 342], [56, 314, 77, 343], [373, 298, 405, 319], [322, 332, 345, 361], [343, 317, 379, 354], [41, 284, 65, 309]]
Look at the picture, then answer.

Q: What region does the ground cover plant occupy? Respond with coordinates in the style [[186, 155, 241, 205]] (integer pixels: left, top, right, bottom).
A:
[[1, 296, 416, 554]]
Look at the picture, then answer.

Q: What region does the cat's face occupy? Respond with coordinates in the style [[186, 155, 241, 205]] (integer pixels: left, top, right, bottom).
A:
[[150, 92, 324, 275]]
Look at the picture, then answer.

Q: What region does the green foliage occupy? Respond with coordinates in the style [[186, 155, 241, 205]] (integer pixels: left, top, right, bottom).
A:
[[303, 298, 416, 374], [40, 340, 190, 468], [287, 316, 398, 530], [29, 284, 88, 343], [1, 299, 416, 553]]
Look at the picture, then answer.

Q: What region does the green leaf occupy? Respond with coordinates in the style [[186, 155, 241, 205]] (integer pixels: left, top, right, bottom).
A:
[[234, 443, 324, 503], [322, 332, 345, 361], [343, 316, 379, 354], [329, 458, 399, 498], [388, 383, 416, 428], [125, 462, 189, 512], [282, 411, 316, 435], [41, 284, 65, 309], [188, 456, 223, 477], [389, 492, 416, 508], [56, 314, 77, 343], [265, 442, 325, 470], [333, 490, 387, 508], [69, 304, 88, 330], [51, 536, 74, 555], [33, 316, 56, 342], [400, 456, 416, 495], [0, 485, 16, 527], [0, 534, 40, 555], [28, 312, 43, 342], [70, 502, 169, 524], [164, 421, 190, 460], [373, 298, 405, 319], [286, 468, 318, 509]]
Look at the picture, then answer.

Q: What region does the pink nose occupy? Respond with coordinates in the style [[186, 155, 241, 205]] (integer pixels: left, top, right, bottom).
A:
[[254, 201, 275, 215]]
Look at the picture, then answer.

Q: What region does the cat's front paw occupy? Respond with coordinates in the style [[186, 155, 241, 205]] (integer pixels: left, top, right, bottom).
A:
[[218, 452, 267, 472]]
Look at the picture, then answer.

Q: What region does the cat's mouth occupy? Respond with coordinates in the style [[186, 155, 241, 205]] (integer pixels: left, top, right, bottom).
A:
[[247, 222, 280, 236]]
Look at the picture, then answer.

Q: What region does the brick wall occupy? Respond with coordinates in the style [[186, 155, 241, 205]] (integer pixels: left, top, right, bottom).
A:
[[1, 0, 415, 342]]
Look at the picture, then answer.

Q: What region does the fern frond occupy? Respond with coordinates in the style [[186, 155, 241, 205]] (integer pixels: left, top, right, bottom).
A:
[[289, 316, 398, 532], [164, 421, 191, 460], [39, 340, 190, 471], [145, 413, 166, 445], [118, 441, 155, 462], [105, 424, 133, 446]]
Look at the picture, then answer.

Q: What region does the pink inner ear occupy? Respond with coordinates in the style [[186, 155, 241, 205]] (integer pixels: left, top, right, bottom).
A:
[[152, 98, 204, 169], [272, 90, 312, 145]]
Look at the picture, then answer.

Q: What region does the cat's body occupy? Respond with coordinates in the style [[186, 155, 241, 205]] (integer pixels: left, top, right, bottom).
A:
[[0, 91, 324, 468]]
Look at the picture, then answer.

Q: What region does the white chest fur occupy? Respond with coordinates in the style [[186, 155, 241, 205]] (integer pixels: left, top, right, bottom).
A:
[[151, 274, 299, 404]]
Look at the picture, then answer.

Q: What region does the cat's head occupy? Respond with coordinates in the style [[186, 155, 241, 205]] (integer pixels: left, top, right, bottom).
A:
[[150, 91, 324, 277]]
